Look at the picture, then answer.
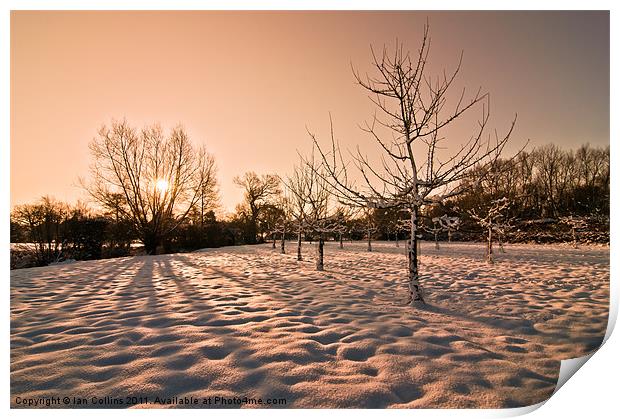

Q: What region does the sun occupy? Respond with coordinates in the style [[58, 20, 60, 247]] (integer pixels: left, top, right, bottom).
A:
[[155, 179, 169, 194]]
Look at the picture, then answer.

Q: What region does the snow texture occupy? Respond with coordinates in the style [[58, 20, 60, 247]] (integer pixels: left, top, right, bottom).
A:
[[10, 241, 609, 408]]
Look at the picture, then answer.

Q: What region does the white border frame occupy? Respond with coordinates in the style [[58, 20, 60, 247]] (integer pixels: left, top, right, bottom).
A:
[[2, 2, 616, 419]]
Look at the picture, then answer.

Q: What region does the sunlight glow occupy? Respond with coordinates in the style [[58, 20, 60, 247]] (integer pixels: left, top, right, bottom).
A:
[[155, 179, 169, 194]]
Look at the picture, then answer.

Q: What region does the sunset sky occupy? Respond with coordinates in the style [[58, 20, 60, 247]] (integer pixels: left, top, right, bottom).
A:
[[11, 11, 609, 213]]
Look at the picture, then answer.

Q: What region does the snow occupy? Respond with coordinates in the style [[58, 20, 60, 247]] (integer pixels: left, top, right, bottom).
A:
[[10, 241, 609, 408]]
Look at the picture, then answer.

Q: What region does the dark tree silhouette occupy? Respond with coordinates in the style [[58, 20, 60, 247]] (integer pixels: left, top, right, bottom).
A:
[[234, 172, 281, 244], [83, 119, 218, 254]]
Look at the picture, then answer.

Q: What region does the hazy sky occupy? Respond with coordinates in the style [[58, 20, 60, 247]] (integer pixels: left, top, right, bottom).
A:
[[11, 11, 609, 213]]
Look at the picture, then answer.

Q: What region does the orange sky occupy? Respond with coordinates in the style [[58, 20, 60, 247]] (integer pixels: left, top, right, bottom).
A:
[[11, 11, 609, 213]]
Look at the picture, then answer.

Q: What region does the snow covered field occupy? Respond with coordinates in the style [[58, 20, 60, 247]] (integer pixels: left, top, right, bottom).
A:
[[10, 241, 609, 408]]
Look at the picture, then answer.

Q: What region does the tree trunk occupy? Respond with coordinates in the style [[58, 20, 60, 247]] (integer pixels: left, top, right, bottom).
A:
[[572, 227, 578, 248], [417, 239, 422, 266], [367, 230, 372, 252], [434, 231, 439, 249], [339, 233, 343, 249], [487, 227, 494, 263], [248, 216, 258, 244], [316, 234, 324, 271], [396, 234, 399, 247], [143, 232, 159, 255], [498, 234, 505, 253], [448, 229, 452, 243], [407, 208, 424, 304], [297, 229, 303, 261], [272, 233, 276, 249], [280, 231, 286, 254]]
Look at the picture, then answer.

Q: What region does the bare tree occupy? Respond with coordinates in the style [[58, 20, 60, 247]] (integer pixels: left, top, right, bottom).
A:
[[494, 216, 515, 254], [559, 215, 588, 248], [284, 147, 337, 268], [468, 197, 510, 263], [532, 144, 570, 218], [271, 195, 292, 254], [83, 120, 218, 254], [234, 172, 281, 244], [296, 148, 334, 271], [260, 203, 285, 248], [306, 184, 334, 270], [283, 164, 310, 261], [11, 196, 70, 265], [361, 208, 378, 252], [422, 213, 459, 250], [332, 206, 354, 249], [308, 24, 516, 305], [390, 217, 410, 247], [426, 217, 443, 250], [196, 171, 220, 231], [438, 214, 461, 243]]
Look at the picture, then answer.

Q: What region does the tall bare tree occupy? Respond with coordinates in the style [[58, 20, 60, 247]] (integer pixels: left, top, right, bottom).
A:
[[234, 172, 281, 244], [309, 24, 516, 305], [83, 120, 218, 254], [292, 147, 334, 271]]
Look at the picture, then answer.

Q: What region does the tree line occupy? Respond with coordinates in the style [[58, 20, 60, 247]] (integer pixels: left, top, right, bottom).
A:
[[11, 140, 608, 270], [424, 143, 609, 236], [454, 143, 609, 219]]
